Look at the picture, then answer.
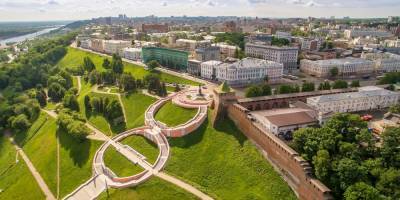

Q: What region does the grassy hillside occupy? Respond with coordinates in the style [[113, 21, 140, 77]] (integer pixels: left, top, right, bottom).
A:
[[121, 93, 156, 129], [103, 146, 144, 177], [155, 101, 198, 127], [164, 113, 297, 200], [121, 136, 159, 165], [58, 47, 198, 85], [98, 177, 197, 200], [0, 135, 45, 200]]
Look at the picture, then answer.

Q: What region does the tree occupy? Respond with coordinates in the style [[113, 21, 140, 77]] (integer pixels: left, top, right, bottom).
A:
[[105, 100, 124, 122], [376, 168, 400, 198], [302, 82, 315, 92], [381, 128, 400, 168], [278, 84, 298, 94], [62, 93, 79, 111], [48, 83, 66, 102], [330, 67, 339, 78], [119, 73, 136, 92], [350, 80, 360, 88], [261, 84, 272, 96], [102, 58, 111, 69], [89, 70, 100, 85], [344, 182, 383, 200], [332, 80, 348, 89], [84, 95, 91, 111], [36, 88, 47, 107], [245, 85, 262, 98], [335, 158, 367, 190], [159, 82, 168, 97], [83, 56, 95, 72], [389, 104, 400, 114], [319, 81, 332, 90], [313, 150, 331, 182], [147, 60, 159, 71], [10, 114, 31, 132], [111, 54, 124, 74]]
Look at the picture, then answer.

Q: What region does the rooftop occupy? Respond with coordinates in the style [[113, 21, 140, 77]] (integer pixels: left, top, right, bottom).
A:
[[252, 108, 317, 127]]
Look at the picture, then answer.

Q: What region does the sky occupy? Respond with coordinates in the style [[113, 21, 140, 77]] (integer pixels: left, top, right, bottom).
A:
[[0, 0, 399, 21]]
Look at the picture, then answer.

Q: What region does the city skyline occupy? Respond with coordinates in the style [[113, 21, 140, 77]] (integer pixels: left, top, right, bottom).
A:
[[0, 0, 400, 21]]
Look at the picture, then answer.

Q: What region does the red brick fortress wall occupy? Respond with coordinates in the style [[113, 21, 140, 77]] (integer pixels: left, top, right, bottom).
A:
[[227, 103, 333, 200]]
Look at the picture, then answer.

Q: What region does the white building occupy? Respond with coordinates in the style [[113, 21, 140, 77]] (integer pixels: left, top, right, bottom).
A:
[[307, 86, 400, 123], [361, 52, 400, 73], [300, 57, 374, 78], [275, 31, 292, 41], [245, 43, 299, 72], [213, 43, 238, 58], [200, 60, 223, 79], [216, 58, 283, 86], [383, 39, 400, 48], [176, 39, 211, 51], [104, 40, 131, 56], [123, 48, 142, 61], [200, 58, 283, 86], [251, 106, 318, 136], [344, 29, 393, 39], [80, 40, 91, 49]]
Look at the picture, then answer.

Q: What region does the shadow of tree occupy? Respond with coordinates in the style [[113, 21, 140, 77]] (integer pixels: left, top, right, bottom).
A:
[[57, 129, 91, 167]]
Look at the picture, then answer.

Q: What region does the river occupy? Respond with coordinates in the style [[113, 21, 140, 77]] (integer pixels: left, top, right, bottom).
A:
[[0, 26, 63, 46]]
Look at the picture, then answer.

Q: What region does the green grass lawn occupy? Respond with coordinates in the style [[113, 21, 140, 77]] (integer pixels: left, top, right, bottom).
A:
[[121, 92, 156, 129], [16, 112, 58, 195], [44, 101, 58, 110], [0, 135, 45, 200], [155, 101, 198, 127], [165, 112, 297, 200], [58, 129, 103, 198], [58, 47, 198, 85], [121, 135, 159, 165], [103, 146, 144, 178], [98, 177, 197, 200]]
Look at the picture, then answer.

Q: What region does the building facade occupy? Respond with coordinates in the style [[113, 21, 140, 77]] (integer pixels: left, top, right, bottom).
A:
[[195, 46, 221, 62], [200, 58, 283, 86], [142, 24, 169, 34], [176, 39, 211, 51], [187, 60, 202, 76], [300, 38, 322, 51], [123, 47, 142, 61], [245, 43, 299, 72], [91, 39, 105, 53], [200, 60, 223, 79], [307, 86, 400, 123], [213, 43, 238, 58], [142, 47, 189, 71], [361, 52, 400, 73], [104, 40, 131, 56], [344, 29, 393, 39], [216, 58, 283, 86], [300, 57, 374, 78], [80, 40, 91, 49]]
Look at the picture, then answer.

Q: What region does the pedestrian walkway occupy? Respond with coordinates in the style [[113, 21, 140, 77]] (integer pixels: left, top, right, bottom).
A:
[[8, 137, 56, 200], [156, 172, 213, 200]]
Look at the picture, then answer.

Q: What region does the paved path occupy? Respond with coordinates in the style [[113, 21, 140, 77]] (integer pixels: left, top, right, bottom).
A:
[[156, 172, 213, 200], [8, 137, 56, 200], [75, 76, 82, 95]]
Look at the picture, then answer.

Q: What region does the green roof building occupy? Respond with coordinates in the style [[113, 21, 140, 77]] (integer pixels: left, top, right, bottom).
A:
[[142, 47, 189, 71]]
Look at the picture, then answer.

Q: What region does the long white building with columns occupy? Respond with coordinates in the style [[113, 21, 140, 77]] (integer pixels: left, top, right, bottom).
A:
[[307, 86, 400, 123]]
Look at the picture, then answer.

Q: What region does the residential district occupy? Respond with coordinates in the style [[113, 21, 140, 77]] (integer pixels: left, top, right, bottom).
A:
[[1, 15, 400, 200]]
